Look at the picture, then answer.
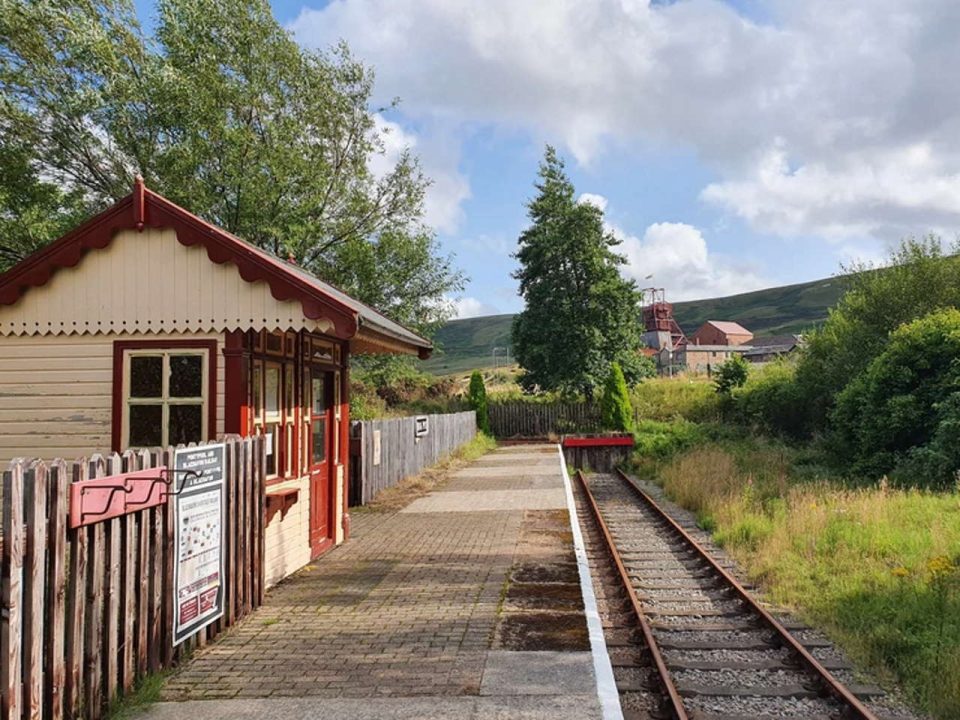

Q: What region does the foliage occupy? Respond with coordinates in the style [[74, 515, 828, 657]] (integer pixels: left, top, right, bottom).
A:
[[0, 0, 462, 332], [732, 361, 806, 437], [512, 146, 643, 396], [600, 362, 633, 432], [795, 237, 960, 433], [713, 354, 749, 394], [630, 377, 721, 422], [631, 419, 710, 460], [830, 309, 960, 487], [467, 370, 490, 434], [650, 440, 960, 719]]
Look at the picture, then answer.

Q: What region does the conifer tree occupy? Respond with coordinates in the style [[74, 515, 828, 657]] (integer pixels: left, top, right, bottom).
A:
[[467, 370, 490, 434], [512, 146, 643, 396], [600, 362, 633, 432]]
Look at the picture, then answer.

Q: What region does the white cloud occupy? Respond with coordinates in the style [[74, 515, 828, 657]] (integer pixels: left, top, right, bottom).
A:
[[577, 193, 609, 212], [453, 296, 499, 318], [369, 114, 470, 235], [291, 0, 960, 244], [618, 221, 768, 301], [579, 192, 769, 300]]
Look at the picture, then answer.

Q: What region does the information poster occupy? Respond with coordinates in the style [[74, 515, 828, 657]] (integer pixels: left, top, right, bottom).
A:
[[173, 443, 226, 646]]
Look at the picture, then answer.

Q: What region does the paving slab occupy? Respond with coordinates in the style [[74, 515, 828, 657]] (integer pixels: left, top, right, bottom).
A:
[[401, 488, 568, 513], [144, 443, 607, 720], [452, 465, 561, 478], [480, 651, 597, 695]]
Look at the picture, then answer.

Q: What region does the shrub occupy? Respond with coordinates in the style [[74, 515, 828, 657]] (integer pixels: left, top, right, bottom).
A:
[[795, 237, 960, 434], [733, 361, 806, 437], [467, 370, 490, 434], [600, 361, 633, 432], [714, 355, 749, 394], [830, 308, 960, 487]]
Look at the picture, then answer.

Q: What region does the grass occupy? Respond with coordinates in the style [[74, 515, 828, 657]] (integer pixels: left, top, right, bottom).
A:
[[107, 671, 170, 719], [637, 436, 960, 719], [354, 432, 497, 512], [631, 376, 722, 422]]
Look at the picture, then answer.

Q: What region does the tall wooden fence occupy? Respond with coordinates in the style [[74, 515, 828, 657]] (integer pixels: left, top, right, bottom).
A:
[[1, 436, 265, 720], [488, 402, 604, 438], [349, 411, 476, 505]]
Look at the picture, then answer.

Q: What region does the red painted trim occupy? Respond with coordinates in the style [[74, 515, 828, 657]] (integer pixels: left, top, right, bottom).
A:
[[223, 330, 247, 436], [0, 181, 360, 339], [340, 344, 351, 541], [133, 175, 145, 231], [111, 339, 218, 452], [562, 436, 635, 448]]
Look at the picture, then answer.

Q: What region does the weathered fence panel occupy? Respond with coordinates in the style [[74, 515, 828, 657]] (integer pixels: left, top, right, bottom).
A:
[[0, 436, 265, 720], [488, 402, 604, 438], [350, 411, 476, 506]]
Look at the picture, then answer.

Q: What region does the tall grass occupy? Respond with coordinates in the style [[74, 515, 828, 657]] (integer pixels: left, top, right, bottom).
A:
[[652, 442, 960, 718], [631, 377, 721, 422]]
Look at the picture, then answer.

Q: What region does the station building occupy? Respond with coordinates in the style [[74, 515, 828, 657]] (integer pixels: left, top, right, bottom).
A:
[[0, 177, 431, 584]]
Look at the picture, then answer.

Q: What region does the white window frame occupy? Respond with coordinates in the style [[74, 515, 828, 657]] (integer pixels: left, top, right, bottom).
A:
[[123, 349, 209, 448]]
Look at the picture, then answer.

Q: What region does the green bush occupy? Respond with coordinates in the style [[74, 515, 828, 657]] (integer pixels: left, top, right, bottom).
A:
[[714, 355, 749, 394], [795, 237, 960, 434], [733, 361, 806, 437], [600, 361, 633, 432], [467, 370, 490, 434], [830, 308, 960, 487], [630, 378, 721, 422]]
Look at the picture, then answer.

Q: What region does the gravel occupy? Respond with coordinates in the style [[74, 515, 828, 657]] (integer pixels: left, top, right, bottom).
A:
[[673, 666, 810, 688], [683, 694, 841, 717]]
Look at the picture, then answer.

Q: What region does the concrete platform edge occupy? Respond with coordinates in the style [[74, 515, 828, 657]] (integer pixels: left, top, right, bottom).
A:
[[558, 446, 624, 720]]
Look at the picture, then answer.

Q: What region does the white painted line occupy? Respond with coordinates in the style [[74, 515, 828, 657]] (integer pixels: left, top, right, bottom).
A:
[[557, 445, 624, 720]]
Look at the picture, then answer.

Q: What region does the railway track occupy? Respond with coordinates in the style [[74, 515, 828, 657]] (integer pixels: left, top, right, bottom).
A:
[[575, 470, 912, 720]]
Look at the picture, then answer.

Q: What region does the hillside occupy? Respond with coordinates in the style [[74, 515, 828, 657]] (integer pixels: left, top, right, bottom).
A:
[[422, 274, 847, 375]]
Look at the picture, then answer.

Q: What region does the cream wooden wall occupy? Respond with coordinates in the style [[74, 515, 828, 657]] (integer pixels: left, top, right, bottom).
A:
[[0, 228, 332, 337], [0, 332, 225, 464]]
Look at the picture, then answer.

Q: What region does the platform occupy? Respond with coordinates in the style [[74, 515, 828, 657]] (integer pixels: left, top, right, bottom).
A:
[[146, 444, 610, 719]]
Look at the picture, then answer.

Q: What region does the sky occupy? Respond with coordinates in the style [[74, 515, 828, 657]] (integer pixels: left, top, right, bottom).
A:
[[135, 0, 960, 318]]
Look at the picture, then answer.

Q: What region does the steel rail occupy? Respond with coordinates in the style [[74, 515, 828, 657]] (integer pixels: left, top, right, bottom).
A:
[[614, 468, 880, 720], [575, 470, 689, 720]]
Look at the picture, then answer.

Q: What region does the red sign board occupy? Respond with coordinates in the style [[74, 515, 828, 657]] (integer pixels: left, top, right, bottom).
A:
[[69, 468, 168, 528]]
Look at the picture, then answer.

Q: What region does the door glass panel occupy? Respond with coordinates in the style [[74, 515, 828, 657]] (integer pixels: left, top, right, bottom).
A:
[[265, 365, 280, 416], [130, 356, 162, 398], [312, 418, 326, 463], [169, 355, 203, 397], [169, 404, 202, 445], [129, 404, 163, 447], [265, 423, 279, 475], [312, 374, 325, 415]]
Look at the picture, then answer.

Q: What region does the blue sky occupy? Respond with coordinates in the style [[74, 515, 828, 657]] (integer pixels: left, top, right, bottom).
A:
[[135, 0, 960, 318]]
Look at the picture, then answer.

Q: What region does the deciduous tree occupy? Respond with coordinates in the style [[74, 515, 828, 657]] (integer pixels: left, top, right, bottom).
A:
[[0, 0, 462, 332]]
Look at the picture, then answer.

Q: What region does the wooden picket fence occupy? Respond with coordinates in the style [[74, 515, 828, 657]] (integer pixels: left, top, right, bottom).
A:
[[487, 401, 604, 438], [349, 411, 476, 506], [0, 435, 265, 720]]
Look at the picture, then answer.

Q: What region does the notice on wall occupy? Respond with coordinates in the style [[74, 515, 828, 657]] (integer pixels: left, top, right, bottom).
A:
[[173, 443, 226, 646]]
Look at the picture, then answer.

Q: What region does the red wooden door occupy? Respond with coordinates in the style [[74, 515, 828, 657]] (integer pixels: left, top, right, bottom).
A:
[[308, 368, 334, 556]]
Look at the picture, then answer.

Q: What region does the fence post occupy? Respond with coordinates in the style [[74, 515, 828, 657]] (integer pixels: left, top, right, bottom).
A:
[[45, 460, 68, 720], [2, 461, 25, 720]]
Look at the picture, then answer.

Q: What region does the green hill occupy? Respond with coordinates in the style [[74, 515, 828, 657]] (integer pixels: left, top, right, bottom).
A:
[[422, 275, 846, 375]]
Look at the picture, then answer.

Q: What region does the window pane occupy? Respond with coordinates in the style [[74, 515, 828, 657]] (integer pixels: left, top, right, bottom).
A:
[[169, 404, 202, 446], [170, 354, 203, 397], [130, 356, 162, 398], [265, 366, 280, 416], [129, 404, 163, 447], [312, 374, 325, 415], [266, 423, 278, 475], [312, 418, 326, 464]]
